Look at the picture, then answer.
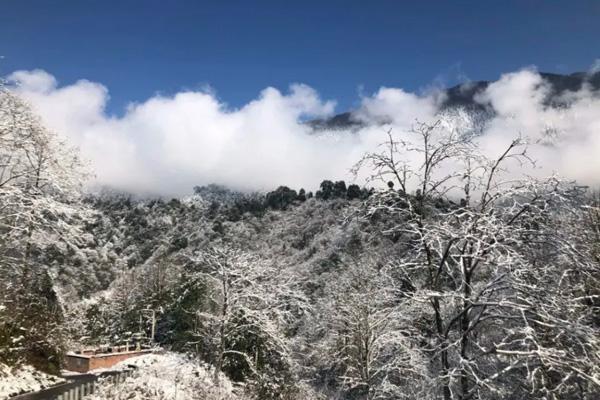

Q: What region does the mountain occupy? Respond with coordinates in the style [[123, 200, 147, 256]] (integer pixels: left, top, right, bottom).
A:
[[309, 71, 600, 130], [3, 70, 599, 400], [307, 111, 362, 131]]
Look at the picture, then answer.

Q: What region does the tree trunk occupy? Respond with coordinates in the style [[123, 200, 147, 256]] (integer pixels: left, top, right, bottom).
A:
[[459, 260, 473, 399], [214, 274, 228, 384], [433, 298, 452, 400]]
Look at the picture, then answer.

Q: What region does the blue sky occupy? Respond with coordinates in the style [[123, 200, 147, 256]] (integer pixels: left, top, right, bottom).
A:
[[2, 0, 599, 115]]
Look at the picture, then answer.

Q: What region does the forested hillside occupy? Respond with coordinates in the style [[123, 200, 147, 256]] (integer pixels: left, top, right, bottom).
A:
[[1, 83, 599, 400]]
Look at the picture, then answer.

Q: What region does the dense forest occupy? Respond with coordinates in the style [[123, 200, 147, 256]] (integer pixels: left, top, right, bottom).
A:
[[1, 82, 599, 400]]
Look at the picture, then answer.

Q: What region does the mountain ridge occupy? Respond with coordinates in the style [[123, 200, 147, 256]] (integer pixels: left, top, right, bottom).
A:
[[309, 70, 600, 130]]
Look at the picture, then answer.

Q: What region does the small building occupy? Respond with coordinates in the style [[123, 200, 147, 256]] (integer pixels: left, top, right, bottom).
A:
[[64, 346, 153, 373]]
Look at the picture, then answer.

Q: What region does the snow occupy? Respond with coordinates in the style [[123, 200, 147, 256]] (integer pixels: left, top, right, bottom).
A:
[[87, 352, 241, 400], [0, 363, 65, 398]]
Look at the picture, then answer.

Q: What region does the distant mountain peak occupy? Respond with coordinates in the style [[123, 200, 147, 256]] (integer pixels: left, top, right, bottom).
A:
[[309, 71, 600, 131]]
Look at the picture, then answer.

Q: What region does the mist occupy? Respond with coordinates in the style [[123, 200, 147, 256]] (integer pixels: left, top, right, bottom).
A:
[[6, 68, 600, 196]]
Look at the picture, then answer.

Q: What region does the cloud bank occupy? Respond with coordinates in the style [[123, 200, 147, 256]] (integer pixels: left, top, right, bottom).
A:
[[6, 68, 600, 196]]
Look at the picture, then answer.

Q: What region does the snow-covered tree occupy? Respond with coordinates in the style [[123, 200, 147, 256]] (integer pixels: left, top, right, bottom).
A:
[[0, 83, 87, 372], [184, 247, 306, 399], [354, 120, 600, 399], [319, 257, 431, 400], [0, 83, 87, 265]]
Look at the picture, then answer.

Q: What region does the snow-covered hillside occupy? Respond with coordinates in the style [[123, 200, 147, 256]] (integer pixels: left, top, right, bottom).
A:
[[1, 84, 599, 400], [89, 353, 240, 400], [0, 363, 64, 398]]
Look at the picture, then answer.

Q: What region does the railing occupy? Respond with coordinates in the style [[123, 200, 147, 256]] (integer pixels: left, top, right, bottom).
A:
[[55, 369, 134, 400], [11, 369, 135, 400]]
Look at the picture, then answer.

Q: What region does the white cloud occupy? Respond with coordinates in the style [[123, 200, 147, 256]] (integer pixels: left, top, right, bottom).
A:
[[8, 69, 57, 93], [5, 68, 600, 196], [6, 70, 373, 196], [356, 87, 443, 126], [590, 59, 600, 74], [475, 70, 600, 185]]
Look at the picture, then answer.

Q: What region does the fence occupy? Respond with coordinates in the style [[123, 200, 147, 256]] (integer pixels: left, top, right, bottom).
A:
[[12, 369, 135, 400]]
